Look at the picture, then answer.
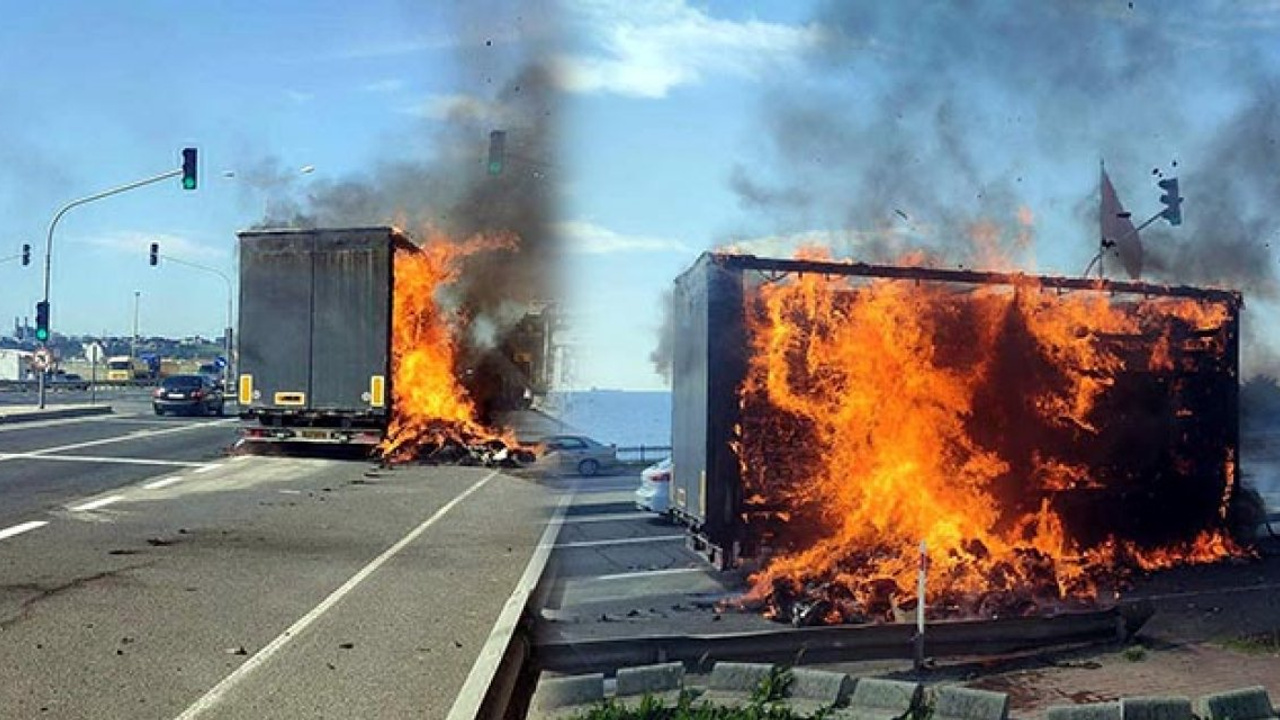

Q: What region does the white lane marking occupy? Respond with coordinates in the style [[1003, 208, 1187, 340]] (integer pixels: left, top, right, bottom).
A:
[[447, 489, 572, 720], [0, 420, 235, 464], [192, 464, 221, 474], [143, 476, 186, 490], [0, 520, 48, 540], [0, 453, 213, 469], [594, 567, 705, 582], [173, 470, 500, 720], [70, 495, 127, 512], [552, 534, 685, 550], [557, 511, 650, 524]]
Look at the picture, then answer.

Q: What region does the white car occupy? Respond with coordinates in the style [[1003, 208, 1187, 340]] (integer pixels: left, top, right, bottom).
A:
[[635, 458, 672, 515]]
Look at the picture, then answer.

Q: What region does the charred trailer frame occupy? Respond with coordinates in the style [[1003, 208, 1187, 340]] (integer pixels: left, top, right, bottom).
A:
[[236, 227, 417, 445], [670, 252, 1243, 570]]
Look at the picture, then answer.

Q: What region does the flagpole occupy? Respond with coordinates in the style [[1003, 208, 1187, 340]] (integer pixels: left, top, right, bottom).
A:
[[1098, 159, 1105, 279]]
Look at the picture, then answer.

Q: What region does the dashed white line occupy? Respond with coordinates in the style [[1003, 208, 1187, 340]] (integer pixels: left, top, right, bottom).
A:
[[552, 534, 685, 549], [69, 495, 127, 512], [0, 421, 233, 464], [0, 453, 211, 468], [173, 469, 500, 720], [192, 464, 221, 474], [143, 476, 186, 490], [0, 520, 48, 540]]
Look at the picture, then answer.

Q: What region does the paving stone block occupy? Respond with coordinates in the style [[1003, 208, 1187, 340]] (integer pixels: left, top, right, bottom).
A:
[[1199, 686, 1278, 720], [1120, 696, 1193, 720], [934, 685, 1010, 720], [1047, 701, 1122, 720], [530, 672, 604, 716]]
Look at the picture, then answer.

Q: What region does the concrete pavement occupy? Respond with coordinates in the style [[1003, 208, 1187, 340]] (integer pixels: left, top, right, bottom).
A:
[[0, 454, 557, 718], [0, 403, 113, 423]]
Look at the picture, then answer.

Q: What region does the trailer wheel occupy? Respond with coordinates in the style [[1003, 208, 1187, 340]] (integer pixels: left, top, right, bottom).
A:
[[578, 459, 600, 477]]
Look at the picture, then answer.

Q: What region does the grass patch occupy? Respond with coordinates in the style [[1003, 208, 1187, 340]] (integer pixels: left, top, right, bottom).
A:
[[572, 667, 832, 720], [1121, 645, 1147, 662], [1220, 630, 1280, 655]]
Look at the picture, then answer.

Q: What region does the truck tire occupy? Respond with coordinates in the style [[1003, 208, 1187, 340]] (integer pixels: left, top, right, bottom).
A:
[[578, 459, 600, 477]]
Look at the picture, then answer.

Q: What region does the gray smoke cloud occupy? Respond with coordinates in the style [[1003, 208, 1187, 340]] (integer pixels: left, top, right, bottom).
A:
[[732, 3, 1277, 284], [246, 2, 564, 379], [649, 289, 674, 382], [726, 1, 1280, 377]]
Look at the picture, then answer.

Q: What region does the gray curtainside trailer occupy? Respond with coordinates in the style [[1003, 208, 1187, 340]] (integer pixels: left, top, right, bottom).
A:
[[236, 227, 415, 444], [671, 252, 1243, 571]]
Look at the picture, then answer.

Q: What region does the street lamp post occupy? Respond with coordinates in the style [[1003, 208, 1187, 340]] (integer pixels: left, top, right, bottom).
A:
[[155, 254, 234, 384], [132, 291, 141, 358], [37, 165, 186, 409]]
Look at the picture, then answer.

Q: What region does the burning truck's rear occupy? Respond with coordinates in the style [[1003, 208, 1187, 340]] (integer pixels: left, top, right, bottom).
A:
[[673, 251, 1248, 621], [236, 227, 414, 445]]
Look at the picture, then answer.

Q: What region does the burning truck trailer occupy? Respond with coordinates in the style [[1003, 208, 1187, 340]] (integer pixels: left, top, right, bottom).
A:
[[671, 252, 1249, 626], [236, 227, 409, 446]]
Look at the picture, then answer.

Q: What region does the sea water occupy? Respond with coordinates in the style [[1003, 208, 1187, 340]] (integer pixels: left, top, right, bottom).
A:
[[541, 390, 671, 449]]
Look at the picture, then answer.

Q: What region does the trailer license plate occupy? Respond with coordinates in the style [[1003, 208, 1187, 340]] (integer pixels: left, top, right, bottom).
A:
[[168, 393, 185, 399], [301, 430, 327, 440]]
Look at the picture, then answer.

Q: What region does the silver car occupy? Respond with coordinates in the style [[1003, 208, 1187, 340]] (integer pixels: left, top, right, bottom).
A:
[[536, 434, 617, 476]]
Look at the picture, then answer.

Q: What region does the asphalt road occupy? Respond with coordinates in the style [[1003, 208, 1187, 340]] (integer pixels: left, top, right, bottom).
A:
[[534, 474, 755, 645], [0, 402, 236, 528], [0, 404, 557, 719]]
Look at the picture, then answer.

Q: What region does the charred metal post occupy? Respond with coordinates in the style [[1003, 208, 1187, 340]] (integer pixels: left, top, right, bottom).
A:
[[914, 540, 927, 670]]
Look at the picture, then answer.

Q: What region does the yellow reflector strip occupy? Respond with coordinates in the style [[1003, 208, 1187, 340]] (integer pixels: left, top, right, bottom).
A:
[[274, 392, 306, 406], [370, 375, 386, 408], [238, 375, 253, 405]]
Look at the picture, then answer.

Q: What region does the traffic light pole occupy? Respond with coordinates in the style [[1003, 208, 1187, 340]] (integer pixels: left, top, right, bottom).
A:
[[38, 168, 183, 409]]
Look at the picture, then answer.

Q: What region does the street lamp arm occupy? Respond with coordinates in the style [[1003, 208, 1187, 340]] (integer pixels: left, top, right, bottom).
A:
[[38, 166, 184, 410], [43, 168, 184, 303], [161, 254, 232, 290]]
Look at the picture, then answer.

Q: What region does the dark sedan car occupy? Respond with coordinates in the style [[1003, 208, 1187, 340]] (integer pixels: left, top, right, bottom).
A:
[[153, 374, 225, 416]]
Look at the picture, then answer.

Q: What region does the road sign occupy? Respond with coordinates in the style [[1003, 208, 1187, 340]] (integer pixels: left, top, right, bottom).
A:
[[31, 347, 53, 371], [87, 342, 105, 363]]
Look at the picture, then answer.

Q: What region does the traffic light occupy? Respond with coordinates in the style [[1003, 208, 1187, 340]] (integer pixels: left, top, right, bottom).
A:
[[34, 301, 49, 343], [21, 243, 29, 266], [149, 242, 159, 266], [181, 147, 198, 190], [487, 130, 506, 176], [1158, 177, 1182, 226]]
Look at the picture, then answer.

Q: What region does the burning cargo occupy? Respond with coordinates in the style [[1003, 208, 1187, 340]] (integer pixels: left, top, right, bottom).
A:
[[671, 252, 1247, 625]]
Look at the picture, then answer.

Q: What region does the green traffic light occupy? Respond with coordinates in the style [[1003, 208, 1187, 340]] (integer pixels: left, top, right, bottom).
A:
[[183, 176, 197, 190], [35, 328, 48, 342], [488, 160, 503, 176]]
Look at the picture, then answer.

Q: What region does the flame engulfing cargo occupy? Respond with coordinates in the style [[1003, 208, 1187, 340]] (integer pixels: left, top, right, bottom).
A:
[[379, 228, 518, 463], [670, 252, 1247, 625]]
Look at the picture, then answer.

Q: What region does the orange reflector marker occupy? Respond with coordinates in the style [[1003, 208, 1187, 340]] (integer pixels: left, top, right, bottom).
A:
[[370, 375, 386, 408], [238, 374, 253, 405], [274, 392, 306, 406]]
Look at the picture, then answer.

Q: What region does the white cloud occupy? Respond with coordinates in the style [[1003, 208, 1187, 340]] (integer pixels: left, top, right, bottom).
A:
[[559, 0, 824, 98], [557, 220, 692, 254], [363, 78, 405, 94], [80, 231, 226, 263], [337, 29, 526, 60], [284, 89, 314, 104]]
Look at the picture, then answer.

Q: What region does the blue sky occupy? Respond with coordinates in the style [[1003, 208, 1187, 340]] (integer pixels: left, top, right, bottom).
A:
[[3, 2, 1280, 390]]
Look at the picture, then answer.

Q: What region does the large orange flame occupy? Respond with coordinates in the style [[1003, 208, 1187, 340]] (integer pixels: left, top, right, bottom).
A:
[[379, 228, 516, 462], [738, 253, 1244, 623]]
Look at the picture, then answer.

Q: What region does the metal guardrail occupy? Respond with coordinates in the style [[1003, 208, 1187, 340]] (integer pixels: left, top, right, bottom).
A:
[[614, 445, 671, 463]]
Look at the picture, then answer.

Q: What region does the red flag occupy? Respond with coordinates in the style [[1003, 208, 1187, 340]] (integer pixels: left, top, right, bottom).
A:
[[1101, 167, 1143, 279]]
